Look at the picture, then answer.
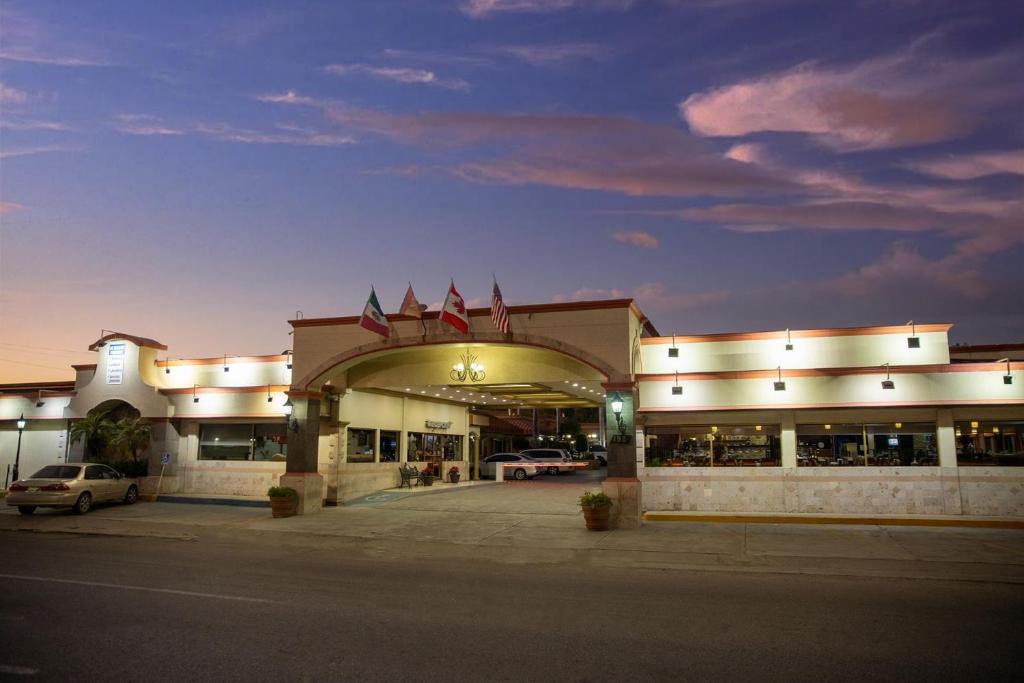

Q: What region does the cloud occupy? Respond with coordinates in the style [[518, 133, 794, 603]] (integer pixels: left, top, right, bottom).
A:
[[195, 122, 355, 147], [611, 230, 660, 248], [0, 82, 28, 105], [326, 107, 796, 197], [494, 43, 609, 66], [0, 118, 69, 131], [114, 114, 185, 136], [254, 90, 319, 106], [461, 0, 636, 18], [324, 64, 470, 91], [680, 41, 1018, 150], [909, 149, 1024, 180], [0, 48, 107, 67], [551, 287, 627, 303], [0, 145, 79, 159], [0, 201, 26, 214], [830, 241, 988, 299]]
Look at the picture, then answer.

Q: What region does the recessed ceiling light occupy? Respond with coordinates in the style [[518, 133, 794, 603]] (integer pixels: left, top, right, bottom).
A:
[[420, 390, 426, 394], [405, 388, 411, 392]]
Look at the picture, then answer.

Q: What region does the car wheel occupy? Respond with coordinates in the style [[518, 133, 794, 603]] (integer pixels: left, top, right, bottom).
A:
[[73, 492, 92, 515], [18, 505, 36, 515], [513, 468, 527, 480], [123, 485, 139, 505], [598, 457, 607, 467], [547, 466, 559, 475]]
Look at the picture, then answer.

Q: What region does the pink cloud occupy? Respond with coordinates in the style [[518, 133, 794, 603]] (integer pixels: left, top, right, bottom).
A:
[[910, 149, 1024, 180], [0, 201, 26, 214], [611, 230, 659, 248], [461, 0, 635, 19], [324, 64, 469, 91]]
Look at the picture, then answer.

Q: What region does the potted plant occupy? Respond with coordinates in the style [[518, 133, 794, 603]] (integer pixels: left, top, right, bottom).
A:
[[579, 491, 613, 531], [447, 465, 461, 484], [267, 486, 298, 518], [419, 466, 434, 486]]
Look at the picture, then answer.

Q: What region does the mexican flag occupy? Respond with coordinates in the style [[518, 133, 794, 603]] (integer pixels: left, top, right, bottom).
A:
[[440, 281, 469, 334], [359, 288, 390, 338]]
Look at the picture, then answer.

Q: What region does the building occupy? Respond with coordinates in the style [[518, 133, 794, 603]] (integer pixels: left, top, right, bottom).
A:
[[2, 299, 1022, 526]]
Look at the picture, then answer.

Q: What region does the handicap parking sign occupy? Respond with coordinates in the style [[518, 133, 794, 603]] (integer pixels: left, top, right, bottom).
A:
[[161, 452, 171, 465]]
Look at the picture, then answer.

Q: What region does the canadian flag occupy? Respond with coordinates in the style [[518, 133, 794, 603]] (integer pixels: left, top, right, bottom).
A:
[[440, 281, 469, 334]]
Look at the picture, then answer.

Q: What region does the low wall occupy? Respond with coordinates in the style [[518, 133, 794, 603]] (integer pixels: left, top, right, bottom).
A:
[[334, 460, 470, 503], [181, 462, 286, 496], [641, 467, 1024, 517]]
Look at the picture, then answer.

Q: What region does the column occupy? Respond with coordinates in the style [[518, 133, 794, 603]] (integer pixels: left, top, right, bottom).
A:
[[281, 391, 324, 515], [936, 408, 957, 468], [601, 383, 642, 529], [780, 412, 797, 468]]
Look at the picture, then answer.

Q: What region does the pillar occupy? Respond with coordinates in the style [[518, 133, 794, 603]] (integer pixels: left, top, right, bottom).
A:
[[936, 408, 957, 468], [780, 411, 797, 468], [601, 383, 642, 529], [280, 391, 324, 515], [598, 407, 606, 446]]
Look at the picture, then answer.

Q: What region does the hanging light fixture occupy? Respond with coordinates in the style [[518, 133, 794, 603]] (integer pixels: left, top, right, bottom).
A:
[[774, 366, 786, 391], [906, 320, 920, 349], [998, 358, 1013, 384], [450, 351, 485, 382], [881, 363, 895, 389]]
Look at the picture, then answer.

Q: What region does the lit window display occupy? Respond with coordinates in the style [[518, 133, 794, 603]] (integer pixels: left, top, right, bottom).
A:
[[347, 428, 376, 463], [797, 423, 937, 466], [956, 421, 1024, 466], [199, 423, 287, 461], [645, 425, 780, 467]]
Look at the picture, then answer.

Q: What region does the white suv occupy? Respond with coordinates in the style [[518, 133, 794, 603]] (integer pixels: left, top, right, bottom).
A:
[[519, 448, 573, 475]]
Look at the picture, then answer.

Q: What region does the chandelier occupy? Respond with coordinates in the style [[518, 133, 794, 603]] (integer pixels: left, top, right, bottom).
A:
[[451, 352, 485, 382]]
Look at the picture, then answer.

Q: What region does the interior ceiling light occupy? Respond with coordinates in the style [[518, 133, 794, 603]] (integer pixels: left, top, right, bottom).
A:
[[907, 320, 920, 349], [881, 363, 895, 389]]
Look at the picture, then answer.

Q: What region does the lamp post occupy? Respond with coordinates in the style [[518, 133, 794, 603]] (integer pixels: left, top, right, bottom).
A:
[[14, 413, 26, 482]]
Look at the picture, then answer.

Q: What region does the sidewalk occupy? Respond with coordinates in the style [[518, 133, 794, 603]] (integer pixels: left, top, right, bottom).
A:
[[3, 498, 1023, 584]]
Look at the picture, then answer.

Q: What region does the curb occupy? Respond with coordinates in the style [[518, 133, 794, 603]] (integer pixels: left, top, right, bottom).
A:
[[643, 512, 1024, 529], [158, 495, 269, 509]]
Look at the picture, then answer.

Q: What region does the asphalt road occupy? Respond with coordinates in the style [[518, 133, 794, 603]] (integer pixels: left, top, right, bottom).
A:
[[1, 530, 1021, 682]]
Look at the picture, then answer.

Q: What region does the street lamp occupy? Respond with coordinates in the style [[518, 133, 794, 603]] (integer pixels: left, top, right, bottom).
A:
[[14, 413, 26, 482]]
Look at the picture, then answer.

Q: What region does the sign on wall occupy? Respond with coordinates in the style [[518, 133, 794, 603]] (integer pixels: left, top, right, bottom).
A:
[[106, 342, 126, 385], [425, 420, 452, 430]]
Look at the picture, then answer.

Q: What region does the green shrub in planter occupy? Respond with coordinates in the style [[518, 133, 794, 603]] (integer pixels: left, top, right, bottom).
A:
[[579, 491, 613, 508], [267, 486, 298, 498]]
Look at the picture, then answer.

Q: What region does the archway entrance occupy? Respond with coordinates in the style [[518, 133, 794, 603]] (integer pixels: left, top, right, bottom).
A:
[[302, 340, 612, 504]]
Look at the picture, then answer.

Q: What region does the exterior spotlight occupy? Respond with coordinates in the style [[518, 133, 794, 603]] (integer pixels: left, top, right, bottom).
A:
[[95, 329, 115, 348], [894, 422, 902, 429], [773, 366, 786, 391], [165, 359, 171, 374], [824, 424, 831, 430], [881, 363, 895, 389], [755, 425, 763, 431], [668, 335, 679, 358], [785, 328, 793, 351], [223, 354, 230, 372], [192, 385, 200, 403], [267, 385, 273, 403], [671, 371, 682, 395], [284, 350, 293, 370], [906, 320, 920, 349], [998, 358, 1012, 384]]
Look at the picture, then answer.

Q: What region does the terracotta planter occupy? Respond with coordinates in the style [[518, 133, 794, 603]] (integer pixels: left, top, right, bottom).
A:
[[449, 473, 461, 484], [421, 475, 434, 486], [581, 504, 611, 531], [270, 496, 298, 518]]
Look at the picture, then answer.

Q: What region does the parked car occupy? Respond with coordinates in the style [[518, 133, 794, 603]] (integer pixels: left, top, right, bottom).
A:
[[590, 446, 608, 467], [6, 463, 139, 515], [479, 453, 540, 480], [519, 448, 573, 475]]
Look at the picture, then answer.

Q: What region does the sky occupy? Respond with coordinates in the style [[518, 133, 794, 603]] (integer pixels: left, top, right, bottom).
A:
[[1, 0, 1022, 382]]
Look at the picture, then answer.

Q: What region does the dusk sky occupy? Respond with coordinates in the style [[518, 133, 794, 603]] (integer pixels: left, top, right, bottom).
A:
[[1, 0, 1022, 382]]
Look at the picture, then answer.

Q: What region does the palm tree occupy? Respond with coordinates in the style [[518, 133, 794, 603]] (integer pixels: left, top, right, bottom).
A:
[[69, 411, 114, 461], [110, 416, 152, 465]]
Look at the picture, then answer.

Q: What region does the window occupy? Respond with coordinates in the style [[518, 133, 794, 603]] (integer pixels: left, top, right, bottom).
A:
[[84, 465, 105, 480], [645, 425, 780, 467], [32, 465, 81, 479], [347, 428, 376, 463], [199, 423, 288, 461], [797, 422, 937, 466], [380, 431, 399, 462], [956, 421, 1024, 466]]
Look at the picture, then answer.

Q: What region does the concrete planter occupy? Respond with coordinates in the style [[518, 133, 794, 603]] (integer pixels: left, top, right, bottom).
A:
[[581, 504, 611, 531]]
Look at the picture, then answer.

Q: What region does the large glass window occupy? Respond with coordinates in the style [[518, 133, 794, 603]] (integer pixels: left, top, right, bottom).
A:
[[199, 424, 255, 461], [253, 424, 288, 461], [347, 428, 376, 463], [797, 422, 937, 466], [380, 431, 400, 462], [645, 425, 780, 467], [956, 421, 1024, 466]]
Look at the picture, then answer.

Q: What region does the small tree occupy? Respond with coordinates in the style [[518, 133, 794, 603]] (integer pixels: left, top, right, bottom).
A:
[[69, 411, 114, 461], [110, 416, 152, 465]]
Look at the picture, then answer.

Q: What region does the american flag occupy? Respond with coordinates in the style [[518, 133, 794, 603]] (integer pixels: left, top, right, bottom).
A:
[[491, 280, 511, 334]]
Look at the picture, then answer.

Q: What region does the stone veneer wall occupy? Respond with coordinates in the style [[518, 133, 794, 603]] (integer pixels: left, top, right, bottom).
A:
[[334, 460, 470, 503], [182, 462, 286, 496], [641, 467, 1024, 517]]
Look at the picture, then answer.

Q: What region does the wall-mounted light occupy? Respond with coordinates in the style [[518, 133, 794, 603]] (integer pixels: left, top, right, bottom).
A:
[[223, 354, 230, 373], [824, 424, 832, 430], [609, 392, 627, 436], [998, 358, 1013, 385], [671, 371, 682, 395], [774, 366, 786, 391], [192, 384, 200, 403], [755, 425, 763, 431], [711, 425, 718, 433], [283, 397, 293, 416], [165, 358, 171, 374], [668, 335, 679, 358], [17, 413, 26, 430], [894, 422, 903, 429], [95, 329, 115, 348], [785, 328, 793, 351], [285, 350, 293, 370], [906, 320, 920, 349], [267, 385, 273, 403], [881, 363, 895, 389], [993, 426, 1001, 434]]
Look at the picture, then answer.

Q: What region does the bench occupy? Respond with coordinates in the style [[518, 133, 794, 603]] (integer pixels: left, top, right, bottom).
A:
[[398, 464, 420, 489]]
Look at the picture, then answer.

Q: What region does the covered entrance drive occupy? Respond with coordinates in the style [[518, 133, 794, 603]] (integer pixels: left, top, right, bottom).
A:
[[280, 300, 654, 527]]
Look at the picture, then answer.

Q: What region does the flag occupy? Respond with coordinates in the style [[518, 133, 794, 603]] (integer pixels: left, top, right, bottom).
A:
[[491, 279, 511, 334], [359, 287, 390, 338], [400, 284, 423, 318], [440, 281, 469, 334]]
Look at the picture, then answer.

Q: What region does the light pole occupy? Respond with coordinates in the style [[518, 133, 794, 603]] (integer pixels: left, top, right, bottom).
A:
[[14, 413, 26, 482]]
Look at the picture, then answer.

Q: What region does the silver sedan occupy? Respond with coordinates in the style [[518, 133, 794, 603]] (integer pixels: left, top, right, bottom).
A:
[[6, 463, 139, 515]]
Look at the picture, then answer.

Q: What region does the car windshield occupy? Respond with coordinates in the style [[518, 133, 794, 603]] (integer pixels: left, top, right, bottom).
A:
[[30, 465, 81, 479]]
